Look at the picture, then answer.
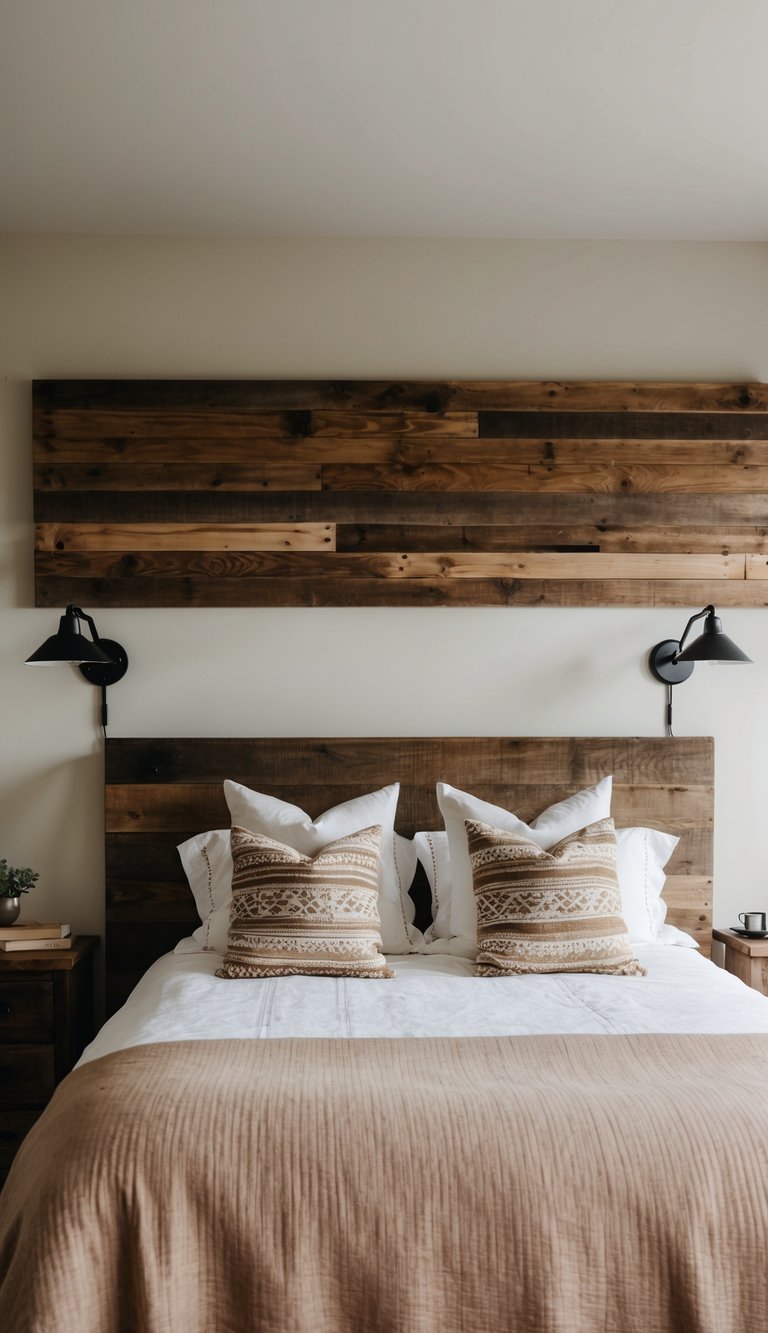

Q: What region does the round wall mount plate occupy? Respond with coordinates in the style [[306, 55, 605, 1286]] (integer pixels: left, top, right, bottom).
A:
[[79, 639, 129, 687], [648, 640, 694, 686]]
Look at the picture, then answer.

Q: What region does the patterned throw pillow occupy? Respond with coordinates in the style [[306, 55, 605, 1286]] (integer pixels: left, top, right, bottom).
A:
[[466, 816, 645, 977], [216, 824, 395, 979]]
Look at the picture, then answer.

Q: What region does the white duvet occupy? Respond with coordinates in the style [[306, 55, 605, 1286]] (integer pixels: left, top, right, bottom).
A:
[[80, 943, 768, 1065]]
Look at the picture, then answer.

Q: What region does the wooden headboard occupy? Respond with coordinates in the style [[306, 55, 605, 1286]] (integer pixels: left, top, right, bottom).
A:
[[104, 736, 714, 1015]]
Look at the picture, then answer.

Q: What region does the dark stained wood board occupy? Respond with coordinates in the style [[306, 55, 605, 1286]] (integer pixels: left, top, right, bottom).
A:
[[104, 735, 714, 1013], [33, 380, 768, 608]]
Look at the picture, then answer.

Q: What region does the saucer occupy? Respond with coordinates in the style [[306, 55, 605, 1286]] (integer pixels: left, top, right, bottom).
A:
[[730, 926, 768, 939]]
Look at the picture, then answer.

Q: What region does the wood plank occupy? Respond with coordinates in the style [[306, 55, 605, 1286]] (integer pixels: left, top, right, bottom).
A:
[[335, 524, 599, 553], [35, 409, 312, 442], [322, 462, 768, 494], [106, 833, 192, 875], [421, 439, 768, 465], [479, 411, 768, 440], [35, 523, 335, 553], [311, 411, 477, 437], [33, 549, 745, 581], [107, 783, 440, 833], [745, 555, 768, 578], [665, 877, 713, 956], [106, 881, 198, 923], [470, 383, 768, 413], [60, 455, 605, 498], [107, 922, 192, 972], [367, 438, 768, 466], [36, 550, 563, 581], [661, 876, 713, 906], [34, 434, 470, 466], [107, 783, 234, 831], [612, 790, 713, 825], [33, 380, 768, 413], [665, 832, 713, 873], [35, 463, 322, 492], [375, 552, 745, 580], [34, 488, 768, 527], [41, 458, 768, 496], [105, 778, 713, 834], [36, 435, 768, 468], [336, 523, 768, 555], [35, 574, 768, 609], [105, 736, 713, 790], [35, 380, 474, 413], [35, 436, 324, 465], [565, 528, 768, 555]]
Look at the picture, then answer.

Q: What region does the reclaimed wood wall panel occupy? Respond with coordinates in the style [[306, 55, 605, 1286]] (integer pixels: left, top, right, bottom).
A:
[[33, 380, 768, 608], [104, 735, 714, 1011]]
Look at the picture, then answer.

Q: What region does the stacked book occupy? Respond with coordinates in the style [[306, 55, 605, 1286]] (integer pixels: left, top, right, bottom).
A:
[[0, 922, 71, 952]]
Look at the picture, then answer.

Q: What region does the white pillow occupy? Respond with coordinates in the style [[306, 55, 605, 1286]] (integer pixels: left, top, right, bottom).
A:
[[176, 827, 233, 954], [176, 782, 421, 955], [434, 777, 613, 943], [615, 826, 697, 947], [415, 818, 697, 948]]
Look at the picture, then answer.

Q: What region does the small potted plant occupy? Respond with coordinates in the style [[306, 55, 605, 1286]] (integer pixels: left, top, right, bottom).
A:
[[0, 859, 39, 926]]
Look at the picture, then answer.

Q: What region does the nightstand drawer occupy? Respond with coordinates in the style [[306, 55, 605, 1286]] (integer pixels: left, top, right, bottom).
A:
[[0, 1107, 45, 1171], [0, 979, 54, 1038], [0, 937, 98, 1184], [0, 1045, 55, 1102]]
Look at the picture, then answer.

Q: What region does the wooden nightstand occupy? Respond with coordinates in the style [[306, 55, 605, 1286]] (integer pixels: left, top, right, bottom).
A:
[[0, 935, 98, 1188], [713, 928, 768, 996]]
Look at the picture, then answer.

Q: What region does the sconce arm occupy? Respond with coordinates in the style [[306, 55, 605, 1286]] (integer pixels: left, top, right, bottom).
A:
[[675, 605, 715, 659]]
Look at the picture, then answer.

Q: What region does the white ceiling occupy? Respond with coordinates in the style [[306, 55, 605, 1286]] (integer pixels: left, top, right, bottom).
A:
[[2, 0, 767, 240]]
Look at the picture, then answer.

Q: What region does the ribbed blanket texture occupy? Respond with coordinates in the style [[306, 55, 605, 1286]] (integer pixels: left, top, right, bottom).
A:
[[1, 1034, 767, 1332]]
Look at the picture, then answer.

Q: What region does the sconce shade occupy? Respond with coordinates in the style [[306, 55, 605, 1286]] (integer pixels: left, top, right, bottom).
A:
[[675, 611, 752, 664], [25, 608, 114, 666], [24, 604, 128, 730]]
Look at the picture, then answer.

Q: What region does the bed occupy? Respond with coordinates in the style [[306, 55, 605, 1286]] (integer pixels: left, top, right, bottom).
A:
[[2, 735, 768, 1333]]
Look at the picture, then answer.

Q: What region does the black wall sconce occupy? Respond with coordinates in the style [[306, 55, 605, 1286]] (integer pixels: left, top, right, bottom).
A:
[[648, 604, 751, 735], [26, 605, 128, 731]]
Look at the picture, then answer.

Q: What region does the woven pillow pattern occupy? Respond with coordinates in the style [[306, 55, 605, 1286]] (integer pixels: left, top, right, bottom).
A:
[[217, 824, 395, 979], [467, 816, 645, 977]]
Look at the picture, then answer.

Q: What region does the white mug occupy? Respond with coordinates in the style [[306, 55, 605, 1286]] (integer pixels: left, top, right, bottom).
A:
[[739, 912, 767, 932]]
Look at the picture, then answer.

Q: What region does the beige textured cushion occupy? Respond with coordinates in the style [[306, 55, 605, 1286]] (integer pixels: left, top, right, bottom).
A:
[[216, 824, 395, 979], [467, 816, 645, 977]]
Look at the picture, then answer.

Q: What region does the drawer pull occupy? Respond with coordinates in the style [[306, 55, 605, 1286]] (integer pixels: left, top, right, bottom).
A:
[[0, 1003, 11, 1017]]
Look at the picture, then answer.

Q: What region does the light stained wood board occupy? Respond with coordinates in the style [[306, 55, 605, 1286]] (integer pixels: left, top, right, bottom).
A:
[[36, 523, 336, 553]]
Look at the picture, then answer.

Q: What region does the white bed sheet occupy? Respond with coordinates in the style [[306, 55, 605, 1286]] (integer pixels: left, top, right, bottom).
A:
[[80, 944, 768, 1065]]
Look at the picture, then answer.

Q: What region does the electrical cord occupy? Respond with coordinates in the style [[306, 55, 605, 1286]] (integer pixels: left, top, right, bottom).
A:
[[666, 684, 674, 737]]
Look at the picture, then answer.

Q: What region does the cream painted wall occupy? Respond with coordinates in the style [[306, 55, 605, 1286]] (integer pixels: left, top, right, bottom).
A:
[[1, 237, 767, 967]]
